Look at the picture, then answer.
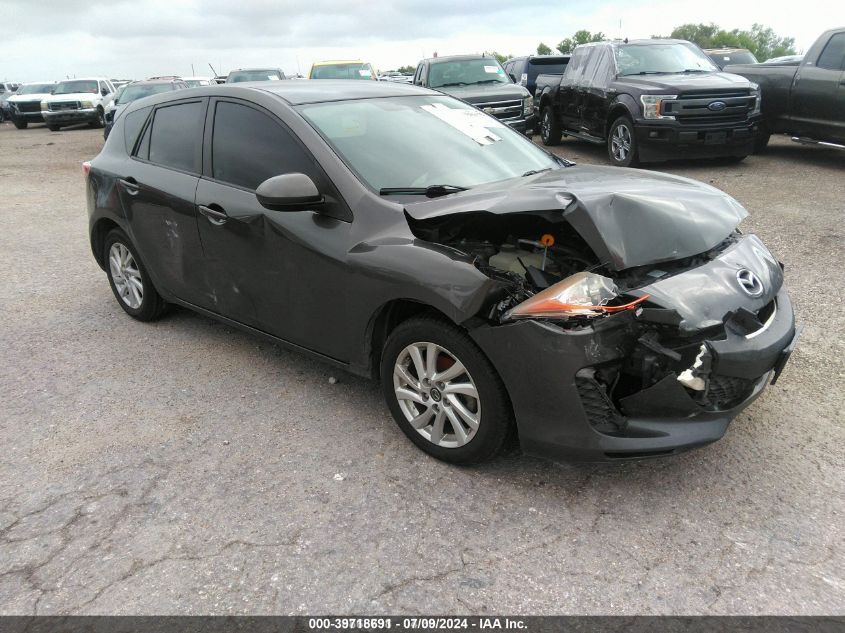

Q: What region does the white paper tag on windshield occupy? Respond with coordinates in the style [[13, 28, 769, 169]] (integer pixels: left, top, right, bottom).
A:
[[483, 66, 500, 74], [421, 103, 505, 145], [268, 75, 280, 80], [358, 69, 372, 77]]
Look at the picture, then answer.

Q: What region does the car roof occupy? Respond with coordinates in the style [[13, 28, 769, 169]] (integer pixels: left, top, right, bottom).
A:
[[228, 68, 283, 73], [312, 60, 368, 66], [127, 81, 435, 109], [20, 81, 56, 85], [425, 55, 498, 64], [705, 48, 752, 53], [126, 79, 183, 86], [57, 77, 111, 81]]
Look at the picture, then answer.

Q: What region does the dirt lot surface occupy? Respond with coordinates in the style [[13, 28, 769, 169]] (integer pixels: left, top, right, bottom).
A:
[[1, 120, 843, 615]]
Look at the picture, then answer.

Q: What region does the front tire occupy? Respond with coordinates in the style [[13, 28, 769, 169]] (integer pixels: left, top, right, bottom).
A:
[[103, 229, 167, 321], [753, 132, 770, 154], [607, 116, 639, 167], [47, 124, 61, 131], [89, 107, 105, 128], [380, 316, 513, 464], [12, 118, 27, 130], [540, 105, 562, 146]]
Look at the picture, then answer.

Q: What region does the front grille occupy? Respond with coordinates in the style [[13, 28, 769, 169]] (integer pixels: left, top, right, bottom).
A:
[[475, 99, 522, 121], [664, 90, 754, 125], [16, 101, 41, 113], [576, 373, 625, 431], [706, 375, 755, 409], [49, 101, 80, 112]]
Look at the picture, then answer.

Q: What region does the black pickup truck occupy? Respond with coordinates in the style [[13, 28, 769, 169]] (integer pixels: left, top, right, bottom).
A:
[[725, 28, 845, 152], [535, 39, 763, 166]]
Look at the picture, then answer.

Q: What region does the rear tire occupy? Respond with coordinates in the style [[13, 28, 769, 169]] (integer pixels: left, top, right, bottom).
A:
[[607, 116, 639, 167], [103, 229, 167, 322], [380, 316, 513, 465], [47, 124, 60, 131], [540, 105, 562, 146]]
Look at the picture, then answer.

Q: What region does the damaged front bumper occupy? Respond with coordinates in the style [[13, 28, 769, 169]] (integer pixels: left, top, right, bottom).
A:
[[470, 287, 798, 462]]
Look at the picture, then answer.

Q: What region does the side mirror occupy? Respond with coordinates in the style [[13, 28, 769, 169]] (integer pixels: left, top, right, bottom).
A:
[[101, 88, 109, 96], [256, 173, 323, 211]]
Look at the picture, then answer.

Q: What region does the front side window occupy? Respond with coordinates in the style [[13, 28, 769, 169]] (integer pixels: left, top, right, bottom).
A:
[[147, 101, 204, 173], [299, 95, 559, 192], [817, 33, 845, 70], [427, 58, 509, 88], [211, 101, 314, 190], [615, 43, 717, 76], [53, 80, 98, 95]]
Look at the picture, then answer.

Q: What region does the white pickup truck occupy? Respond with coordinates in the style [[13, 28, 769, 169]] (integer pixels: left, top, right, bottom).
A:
[[40, 77, 115, 131], [6, 81, 55, 129]]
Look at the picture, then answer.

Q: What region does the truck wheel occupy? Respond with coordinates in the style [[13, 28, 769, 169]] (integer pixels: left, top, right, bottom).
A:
[[47, 124, 61, 131], [540, 106, 562, 146], [12, 118, 27, 130], [753, 133, 770, 154], [608, 116, 639, 167], [89, 107, 105, 129]]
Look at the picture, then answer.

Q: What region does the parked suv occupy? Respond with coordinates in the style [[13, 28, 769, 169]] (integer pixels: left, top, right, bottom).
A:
[[41, 77, 115, 131], [535, 40, 762, 166], [413, 55, 536, 134], [503, 55, 570, 97], [6, 81, 55, 128]]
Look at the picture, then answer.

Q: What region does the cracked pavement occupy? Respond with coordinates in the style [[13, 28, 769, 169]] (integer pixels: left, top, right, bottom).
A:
[[0, 122, 843, 615]]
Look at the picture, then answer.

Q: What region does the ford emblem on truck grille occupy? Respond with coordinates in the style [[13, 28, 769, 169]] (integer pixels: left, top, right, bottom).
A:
[[708, 101, 727, 111], [736, 269, 764, 297]]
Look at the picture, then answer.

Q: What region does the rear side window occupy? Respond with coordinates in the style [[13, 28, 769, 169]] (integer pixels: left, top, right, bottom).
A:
[[123, 106, 152, 153], [817, 33, 845, 70], [147, 101, 205, 173], [211, 101, 314, 190]]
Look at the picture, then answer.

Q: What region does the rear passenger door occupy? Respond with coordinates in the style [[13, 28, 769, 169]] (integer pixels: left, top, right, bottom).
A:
[[194, 98, 353, 360], [121, 98, 208, 305]]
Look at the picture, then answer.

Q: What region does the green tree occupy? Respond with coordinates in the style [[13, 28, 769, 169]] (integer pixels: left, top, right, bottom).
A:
[[537, 42, 553, 56], [397, 65, 416, 74], [484, 51, 512, 65], [665, 22, 796, 61], [556, 30, 605, 54]]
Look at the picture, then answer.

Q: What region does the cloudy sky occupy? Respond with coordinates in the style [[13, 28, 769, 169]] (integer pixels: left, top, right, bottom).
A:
[[2, 0, 843, 81]]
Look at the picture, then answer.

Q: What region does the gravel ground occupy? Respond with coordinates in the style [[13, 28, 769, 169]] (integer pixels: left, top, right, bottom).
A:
[[0, 120, 843, 615]]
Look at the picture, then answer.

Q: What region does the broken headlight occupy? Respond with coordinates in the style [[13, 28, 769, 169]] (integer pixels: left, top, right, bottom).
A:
[[504, 272, 649, 320]]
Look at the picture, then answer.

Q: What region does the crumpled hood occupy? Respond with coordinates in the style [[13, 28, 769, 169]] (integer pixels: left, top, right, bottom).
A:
[[404, 165, 748, 271]]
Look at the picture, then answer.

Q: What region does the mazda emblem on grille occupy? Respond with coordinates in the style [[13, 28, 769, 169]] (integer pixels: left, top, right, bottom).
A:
[[736, 269, 764, 297]]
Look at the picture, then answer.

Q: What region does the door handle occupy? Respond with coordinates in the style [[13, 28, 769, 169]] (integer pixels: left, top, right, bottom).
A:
[[119, 178, 139, 196], [198, 204, 228, 226]]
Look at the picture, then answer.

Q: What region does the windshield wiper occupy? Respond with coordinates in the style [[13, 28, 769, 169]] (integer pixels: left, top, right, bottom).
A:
[[379, 184, 468, 198], [682, 69, 710, 73], [521, 167, 553, 177], [438, 82, 469, 87], [475, 79, 504, 84]]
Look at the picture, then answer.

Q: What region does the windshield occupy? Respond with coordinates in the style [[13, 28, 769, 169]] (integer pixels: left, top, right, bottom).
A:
[[311, 63, 374, 80], [17, 83, 54, 95], [228, 70, 283, 82], [184, 79, 207, 87], [117, 83, 174, 104], [53, 80, 99, 95], [709, 51, 758, 67], [428, 58, 510, 88], [299, 95, 558, 191], [616, 43, 717, 76], [528, 59, 568, 79]]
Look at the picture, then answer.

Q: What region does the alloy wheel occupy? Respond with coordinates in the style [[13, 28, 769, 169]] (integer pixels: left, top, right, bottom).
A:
[[393, 342, 481, 448], [611, 123, 632, 162], [108, 242, 143, 309]]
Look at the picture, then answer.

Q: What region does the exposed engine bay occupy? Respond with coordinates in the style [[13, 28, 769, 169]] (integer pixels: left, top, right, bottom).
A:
[[406, 208, 789, 435]]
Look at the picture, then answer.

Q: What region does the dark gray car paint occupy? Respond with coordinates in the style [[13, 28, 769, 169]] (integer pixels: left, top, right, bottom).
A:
[[87, 81, 796, 461]]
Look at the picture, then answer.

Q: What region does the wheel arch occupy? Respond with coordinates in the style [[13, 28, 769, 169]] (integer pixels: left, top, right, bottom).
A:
[[90, 217, 123, 270], [605, 97, 636, 137]]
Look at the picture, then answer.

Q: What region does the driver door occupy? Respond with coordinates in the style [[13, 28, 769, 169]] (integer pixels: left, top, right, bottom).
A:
[[194, 98, 354, 361]]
